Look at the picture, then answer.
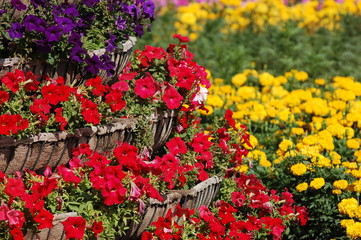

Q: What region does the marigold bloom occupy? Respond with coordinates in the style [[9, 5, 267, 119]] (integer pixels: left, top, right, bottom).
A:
[[338, 198, 359, 218], [296, 182, 308, 192], [310, 177, 325, 190], [333, 180, 348, 190], [290, 163, 307, 176]]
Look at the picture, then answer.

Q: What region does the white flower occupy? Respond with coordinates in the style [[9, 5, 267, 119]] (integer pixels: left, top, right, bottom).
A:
[[192, 86, 208, 104]]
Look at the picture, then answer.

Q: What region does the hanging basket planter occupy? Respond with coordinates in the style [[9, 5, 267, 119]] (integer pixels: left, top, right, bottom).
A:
[[24, 212, 78, 240], [120, 176, 223, 240], [0, 37, 137, 86], [0, 118, 136, 175], [147, 109, 178, 154]]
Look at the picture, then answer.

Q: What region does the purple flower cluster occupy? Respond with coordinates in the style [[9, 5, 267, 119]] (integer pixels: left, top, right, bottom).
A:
[[1, 0, 156, 77]]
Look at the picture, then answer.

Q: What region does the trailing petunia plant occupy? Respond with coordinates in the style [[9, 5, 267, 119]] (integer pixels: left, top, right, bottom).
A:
[[141, 171, 309, 240], [0, 0, 156, 76]]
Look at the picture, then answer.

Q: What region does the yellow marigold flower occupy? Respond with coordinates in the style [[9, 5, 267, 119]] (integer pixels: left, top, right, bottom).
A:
[[302, 135, 318, 145], [294, 71, 308, 81], [206, 95, 224, 108], [279, 139, 294, 152], [213, 78, 224, 86], [353, 180, 361, 193], [317, 156, 332, 167], [290, 163, 307, 176], [334, 89, 356, 102], [235, 164, 249, 173], [310, 177, 325, 190], [354, 150, 361, 163], [347, 139, 360, 150], [260, 158, 272, 168], [296, 182, 308, 192], [259, 72, 275, 86], [231, 73, 247, 86], [333, 180, 349, 190], [341, 219, 355, 228], [343, 162, 358, 170], [237, 86, 257, 100], [315, 78, 326, 85], [330, 151, 342, 165], [352, 169, 361, 179], [333, 189, 342, 195], [291, 127, 304, 136], [338, 198, 359, 217], [346, 221, 361, 239]]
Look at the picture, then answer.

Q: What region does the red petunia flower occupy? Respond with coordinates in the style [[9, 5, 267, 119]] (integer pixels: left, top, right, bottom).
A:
[[91, 221, 104, 238], [166, 137, 188, 155], [4, 178, 26, 197], [1, 69, 26, 93], [85, 76, 108, 96], [7, 209, 25, 228], [162, 86, 184, 110], [62, 216, 86, 240], [173, 33, 189, 43], [55, 108, 68, 131], [41, 84, 74, 105], [33, 209, 54, 229], [0, 114, 29, 135], [224, 109, 236, 129], [9, 227, 24, 240], [57, 165, 81, 185], [0, 90, 9, 105], [30, 98, 51, 115], [81, 99, 100, 125], [105, 89, 126, 112], [134, 75, 157, 99], [191, 132, 212, 153]]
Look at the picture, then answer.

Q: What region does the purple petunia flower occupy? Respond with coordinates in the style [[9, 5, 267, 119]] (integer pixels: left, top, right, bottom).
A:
[[143, 0, 155, 18], [8, 22, 24, 39], [23, 15, 45, 32], [70, 45, 87, 63], [45, 26, 63, 42], [106, 34, 117, 52], [127, 4, 140, 18], [100, 54, 115, 76], [84, 55, 104, 75], [134, 24, 144, 37], [55, 16, 75, 34], [116, 16, 127, 31], [11, 0, 27, 11], [63, 4, 79, 18]]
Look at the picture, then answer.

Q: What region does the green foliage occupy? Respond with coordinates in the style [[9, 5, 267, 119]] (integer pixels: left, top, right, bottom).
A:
[[138, 12, 361, 82]]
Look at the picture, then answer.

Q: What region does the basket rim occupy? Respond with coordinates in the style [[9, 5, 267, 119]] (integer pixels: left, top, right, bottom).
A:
[[0, 118, 136, 147]]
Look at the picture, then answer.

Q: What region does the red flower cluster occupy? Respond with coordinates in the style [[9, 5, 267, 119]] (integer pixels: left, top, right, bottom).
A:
[[121, 34, 210, 111], [142, 173, 309, 240]]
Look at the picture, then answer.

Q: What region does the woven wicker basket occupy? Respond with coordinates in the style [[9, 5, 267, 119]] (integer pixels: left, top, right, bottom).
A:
[[119, 176, 223, 240], [147, 110, 178, 154], [0, 118, 136, 175]]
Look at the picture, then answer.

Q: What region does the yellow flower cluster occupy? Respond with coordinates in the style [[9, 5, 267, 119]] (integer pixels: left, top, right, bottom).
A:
[[168, 0, 361, 40], [339, 198, 361, 238], [203, 67, 361, 237]]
